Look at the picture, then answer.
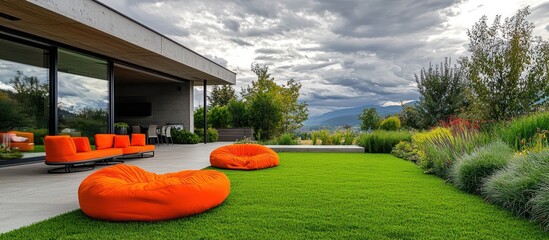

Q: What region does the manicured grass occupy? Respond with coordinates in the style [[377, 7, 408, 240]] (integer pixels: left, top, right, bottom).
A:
[[33, 145, 44, 152], [2, 153, 548, 239]]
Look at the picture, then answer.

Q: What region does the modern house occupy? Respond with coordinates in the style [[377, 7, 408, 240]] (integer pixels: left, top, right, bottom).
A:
[[0, 0, 236, 157]]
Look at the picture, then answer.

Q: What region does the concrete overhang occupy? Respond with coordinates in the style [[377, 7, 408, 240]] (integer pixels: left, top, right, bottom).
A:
[[0, 0, 236, 85]]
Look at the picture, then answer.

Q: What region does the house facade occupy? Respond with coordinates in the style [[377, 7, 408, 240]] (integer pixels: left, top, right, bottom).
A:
[[0, 0, 235, 151]]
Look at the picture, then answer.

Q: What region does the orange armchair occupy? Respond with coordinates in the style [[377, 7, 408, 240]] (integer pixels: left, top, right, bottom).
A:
[[0, 131, 34, 152]]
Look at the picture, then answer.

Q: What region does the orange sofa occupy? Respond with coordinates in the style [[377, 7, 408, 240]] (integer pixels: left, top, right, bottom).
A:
[[79, 164, 230, 221], [95, 134, 155, 158], [210, 144, 279, 170], [0, 131, 34, 152], [44, 136, 123, 173]]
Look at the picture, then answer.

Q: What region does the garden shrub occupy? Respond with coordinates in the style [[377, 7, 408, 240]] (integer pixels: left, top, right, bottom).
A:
[[329, 132, 343, 145], [208, 106, 231, 128], [482, 150, 549, 217], [341, 130, 356, 145], [530, 182, 549, 230], [498, 111, 549, 151], [379, 116, 401, 131], [418, 127, 493, 178], [195, 128, 218, 143], [357, 130, 412, 153], [28, 128, 48, 145], [391, 141, 420, 163], [277, 133, 297, 145], [311, 129, 330, 145], [309, 129, 356, 145], [412, 127, 452, 151], [0, 146, 23, 160], [172, 129, 200, 144], [450, 141, 514, 194]]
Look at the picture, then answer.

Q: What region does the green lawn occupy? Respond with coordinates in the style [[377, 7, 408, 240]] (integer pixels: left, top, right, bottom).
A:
[[2, 153, 548, 239], [33, 145, 44, 152]]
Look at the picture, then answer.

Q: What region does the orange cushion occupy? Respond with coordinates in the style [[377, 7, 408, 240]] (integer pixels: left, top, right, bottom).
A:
[[95, 134, 116, 150], [114, 135, 130, 148], [78, 164, 230, 221], [131, 134, 146, 146], [210, 144, 279, 170], [45, 135, 77, 161], [72, 137, 91, 152]]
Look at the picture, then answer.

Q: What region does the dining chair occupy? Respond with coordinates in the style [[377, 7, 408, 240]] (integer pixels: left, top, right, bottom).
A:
[[132, 125, 141, 134], [147, 124, 158, 145], [159, 125, 168, 145], [164, 125, 173, 145]]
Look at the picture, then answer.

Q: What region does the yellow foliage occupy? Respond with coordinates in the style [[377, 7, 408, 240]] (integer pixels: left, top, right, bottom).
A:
[[412, 127, 452, 148]]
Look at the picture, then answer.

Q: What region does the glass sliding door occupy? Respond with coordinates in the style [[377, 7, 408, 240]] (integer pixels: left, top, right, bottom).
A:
[[58, 48, 109, 143], [0, 37, 50, 150]]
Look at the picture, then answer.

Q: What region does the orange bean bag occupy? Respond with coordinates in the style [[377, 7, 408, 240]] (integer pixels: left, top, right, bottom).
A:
[[210, 144, 279, 170], [78, 164, 230, 221]]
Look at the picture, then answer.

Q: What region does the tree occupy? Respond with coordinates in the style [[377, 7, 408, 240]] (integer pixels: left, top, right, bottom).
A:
[[248, 92, 283, 140], [460, 7, 549, 120], [415, 58, 466, 128], [193, 107, 210, 129], [227, 99, 249, 127], [358, 107, 381, 131], [379, 116, 401, 131], [9, 71, 49, 128], [398, 104, 423, 129], [0, 92, 31, 130], [208, 105, 231, 128], [279, 79, 308, 133], [208, 85, 236, 107], [242, 63, 308, 136]]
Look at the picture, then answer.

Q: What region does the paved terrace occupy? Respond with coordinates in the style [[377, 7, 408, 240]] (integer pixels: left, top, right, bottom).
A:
[[0, 142, 231, 234]]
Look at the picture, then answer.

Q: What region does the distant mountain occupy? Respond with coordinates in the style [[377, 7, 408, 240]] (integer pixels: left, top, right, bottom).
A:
[[302, 103, 410, 130]]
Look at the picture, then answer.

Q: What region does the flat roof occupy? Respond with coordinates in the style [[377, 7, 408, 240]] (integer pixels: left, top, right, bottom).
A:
[[0, 0, 236, 85]]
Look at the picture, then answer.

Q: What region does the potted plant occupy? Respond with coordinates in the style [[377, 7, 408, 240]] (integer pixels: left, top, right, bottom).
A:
[[114, 122, 129, 135]]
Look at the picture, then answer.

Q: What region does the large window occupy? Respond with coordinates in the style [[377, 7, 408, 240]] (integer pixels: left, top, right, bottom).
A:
[[58, 48, 109, 142], [0, 38, 50, 146]]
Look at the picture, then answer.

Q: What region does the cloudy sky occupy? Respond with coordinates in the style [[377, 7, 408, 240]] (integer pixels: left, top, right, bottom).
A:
[[98, 0, 549, 116]]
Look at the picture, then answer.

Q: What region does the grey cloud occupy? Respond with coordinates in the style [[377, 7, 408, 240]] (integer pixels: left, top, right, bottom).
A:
[[234, 0, 281, 18], [292, 62, 337, 71], [223, 19, 241, 32], [532, 2, 549, 16], [255, 48, 285, 54], [546, 25, 549, 32], [315, 0, 457, 38], [230, 38, 254, 46], [254, 55, 279, 61], [204, 55, 229, 68], [321, 36, 425, 56]]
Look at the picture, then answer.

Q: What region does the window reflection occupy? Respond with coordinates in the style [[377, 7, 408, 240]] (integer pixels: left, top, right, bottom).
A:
[[58, 49, 108, 142], [0, 38, 49, 150]]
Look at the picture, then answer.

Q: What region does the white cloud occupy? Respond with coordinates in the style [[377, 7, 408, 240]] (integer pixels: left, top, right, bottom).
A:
[[381, 100, 414, 107]]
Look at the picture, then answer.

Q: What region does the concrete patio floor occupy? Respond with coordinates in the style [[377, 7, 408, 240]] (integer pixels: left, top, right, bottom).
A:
[[0, 142, 232, 234]]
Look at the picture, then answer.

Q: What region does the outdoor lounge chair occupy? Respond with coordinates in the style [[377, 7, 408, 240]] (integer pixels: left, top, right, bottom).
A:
[[0, 131, 34, 152], [78, 164, 230, 221], [44, 136, 123, 173], [210, 144, 279, 170], [95, 133, 155, 158]]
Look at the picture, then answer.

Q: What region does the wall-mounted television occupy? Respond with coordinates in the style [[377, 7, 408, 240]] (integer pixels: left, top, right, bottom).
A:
[[115, 102, 152, 117]]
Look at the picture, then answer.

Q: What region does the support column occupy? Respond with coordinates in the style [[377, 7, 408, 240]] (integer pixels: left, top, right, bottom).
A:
[[108, 60, 115, 134], [49, 47, 58, 135], [203, 80, 207, 144]]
